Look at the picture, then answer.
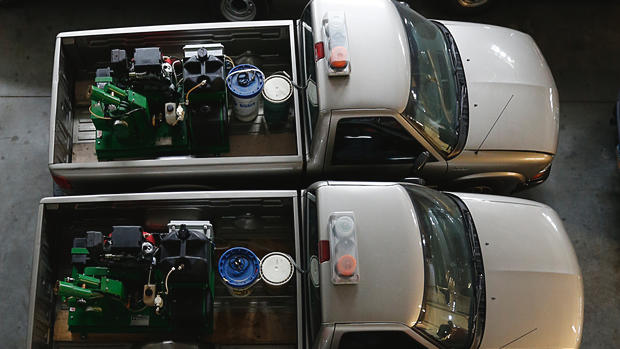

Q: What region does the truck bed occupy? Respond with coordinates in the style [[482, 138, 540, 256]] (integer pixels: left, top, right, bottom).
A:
[[49, 22, 303, 189], [28, 191, 301, 348]]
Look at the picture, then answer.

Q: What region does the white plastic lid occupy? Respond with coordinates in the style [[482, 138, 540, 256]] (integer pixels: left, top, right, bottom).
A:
[[310, 256, 320, 287], [332, 216, 354, 238], [306, 81, 318, 107], [262, 75, 292, 103], [260, 252, 294, 286]]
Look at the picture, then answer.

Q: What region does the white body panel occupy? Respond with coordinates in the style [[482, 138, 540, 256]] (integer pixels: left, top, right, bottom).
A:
[[442, 21, 560, 154], [310, 0, 410, 113], [456, 193, 583, 349], [316, 183, 424, 326]]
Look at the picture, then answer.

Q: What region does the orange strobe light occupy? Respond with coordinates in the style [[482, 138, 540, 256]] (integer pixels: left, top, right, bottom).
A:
[[336, 254, 357, 277], [329, 46, 348, 69]]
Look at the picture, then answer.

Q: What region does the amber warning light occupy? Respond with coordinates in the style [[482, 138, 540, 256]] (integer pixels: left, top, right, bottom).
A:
[[329, 46, 348, 69]]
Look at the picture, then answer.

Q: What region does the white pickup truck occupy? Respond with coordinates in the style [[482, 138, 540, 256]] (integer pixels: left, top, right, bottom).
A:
[[28, 181, 582, 348], [48, 0, 558, 194]]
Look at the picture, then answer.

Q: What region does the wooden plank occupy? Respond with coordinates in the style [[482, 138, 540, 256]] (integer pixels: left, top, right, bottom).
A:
[[52, 310, 72, 342], [208, 307, 296, 344], [226, 132, 297, 157]]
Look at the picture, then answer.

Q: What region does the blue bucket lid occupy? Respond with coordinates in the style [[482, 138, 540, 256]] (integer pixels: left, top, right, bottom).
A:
[[218, 247, 260, 288], [226, 64, 265, 99]]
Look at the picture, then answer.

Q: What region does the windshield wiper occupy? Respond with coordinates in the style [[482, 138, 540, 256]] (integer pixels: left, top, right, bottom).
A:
[[433, 21, 465, 97], [446, 193, 486, 347], [431, 21, 469, 159]]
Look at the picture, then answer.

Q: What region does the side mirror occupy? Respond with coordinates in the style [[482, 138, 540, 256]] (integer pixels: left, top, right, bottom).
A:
[[412, 151, 430, 174]]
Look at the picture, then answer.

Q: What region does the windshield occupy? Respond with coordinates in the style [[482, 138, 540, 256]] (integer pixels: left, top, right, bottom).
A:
[[404, 184, 476, 348], [393, 1, 460, 155]]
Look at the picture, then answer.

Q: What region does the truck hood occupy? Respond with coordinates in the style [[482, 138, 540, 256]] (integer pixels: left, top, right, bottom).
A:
[[455, 193, 583, 349], [440, 21, 559, 154]]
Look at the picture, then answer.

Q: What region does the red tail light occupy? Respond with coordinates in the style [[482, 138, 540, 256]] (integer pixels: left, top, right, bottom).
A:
[[314, 42, 325, 62], [318, 240, 330, 263], [52, 175, 72, 190]]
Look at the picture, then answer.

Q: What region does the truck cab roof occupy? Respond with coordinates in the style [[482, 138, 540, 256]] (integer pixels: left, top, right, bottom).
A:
[[313, 182, 424, 325], [309, 0, 411, 114]]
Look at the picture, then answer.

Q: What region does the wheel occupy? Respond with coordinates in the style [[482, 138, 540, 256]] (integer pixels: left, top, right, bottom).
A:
[[446, 0, 494, 14], [217, 0, 268, 22], [448, 177, 518, 195]]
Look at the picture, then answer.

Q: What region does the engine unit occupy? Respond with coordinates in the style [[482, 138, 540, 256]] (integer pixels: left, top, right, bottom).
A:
[[89, 46, 229, 160], [56, 221, 215, 335]]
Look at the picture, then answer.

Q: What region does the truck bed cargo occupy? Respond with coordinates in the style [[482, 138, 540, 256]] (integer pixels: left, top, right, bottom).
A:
[[29, 191, 301, 348], [49, 21, 303, 192]]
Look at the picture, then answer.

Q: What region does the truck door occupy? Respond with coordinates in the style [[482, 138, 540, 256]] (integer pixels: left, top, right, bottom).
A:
[[323, 111, 447, 183]]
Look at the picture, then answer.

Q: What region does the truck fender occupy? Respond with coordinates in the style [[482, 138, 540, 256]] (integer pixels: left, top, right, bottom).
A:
[[448, 171, 526, 194]]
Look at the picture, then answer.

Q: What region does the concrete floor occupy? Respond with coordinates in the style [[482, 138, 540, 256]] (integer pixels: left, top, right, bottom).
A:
[[0, 0, 618, 347]]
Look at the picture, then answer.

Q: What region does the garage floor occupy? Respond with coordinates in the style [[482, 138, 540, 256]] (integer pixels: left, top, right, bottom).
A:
[[1, 0, 618, 347]]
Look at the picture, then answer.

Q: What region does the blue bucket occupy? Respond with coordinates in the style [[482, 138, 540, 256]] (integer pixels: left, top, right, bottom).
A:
[[218, 247, 261, 297], [226, 64, 265, 122]]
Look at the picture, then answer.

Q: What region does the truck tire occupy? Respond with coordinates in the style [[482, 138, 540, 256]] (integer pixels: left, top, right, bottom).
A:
[[445, 0, 494, 14], [216, 0, 268, 21]]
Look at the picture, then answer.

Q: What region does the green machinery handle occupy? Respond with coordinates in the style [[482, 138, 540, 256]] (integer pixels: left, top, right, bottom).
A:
[[77, 274, 101, 288], [57, 281, 98, 300], [105, 83, 127, 98], [91, 85, 122, 106]]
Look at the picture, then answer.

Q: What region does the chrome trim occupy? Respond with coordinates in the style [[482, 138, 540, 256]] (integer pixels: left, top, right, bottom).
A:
[[40, 190, 298, 204], [294, 195, 303, 349], [56, 20, 297, 38], [48, 38, 61, 164], [26, 204, 45, 349]]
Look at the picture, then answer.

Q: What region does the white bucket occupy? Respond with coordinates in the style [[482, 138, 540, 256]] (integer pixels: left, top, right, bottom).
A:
[[260, 252, 294, 287], [226, 64, 265, 122]]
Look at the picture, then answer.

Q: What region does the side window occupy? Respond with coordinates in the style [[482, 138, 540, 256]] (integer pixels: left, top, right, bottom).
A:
[[301, 7, 319, 133], [338, 331, 426, 349], [332, 117, 426, 165]]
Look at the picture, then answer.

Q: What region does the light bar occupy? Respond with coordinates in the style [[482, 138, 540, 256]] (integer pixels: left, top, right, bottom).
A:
[[322, 11, 351, 76], [329, 212, 360, 284]]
